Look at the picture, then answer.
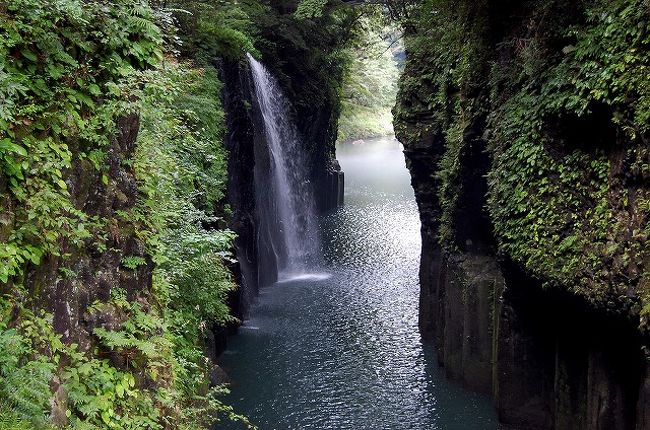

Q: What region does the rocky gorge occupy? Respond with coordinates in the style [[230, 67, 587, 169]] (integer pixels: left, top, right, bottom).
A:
[[221, 55, 343, 315], [1, 0, 649, 429]]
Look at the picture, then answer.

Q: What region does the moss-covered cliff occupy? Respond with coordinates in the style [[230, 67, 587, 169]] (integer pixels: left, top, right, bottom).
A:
[[0, 2, 253, 428], [394, 0, 650, 428]]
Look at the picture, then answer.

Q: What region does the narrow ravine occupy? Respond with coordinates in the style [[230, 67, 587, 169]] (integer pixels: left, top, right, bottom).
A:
[[220, 137, 497, 430], [6, 2, 648, 430]]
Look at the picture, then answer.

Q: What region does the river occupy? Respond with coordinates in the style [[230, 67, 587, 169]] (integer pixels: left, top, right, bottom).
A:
[[219, 136, 498, 430]]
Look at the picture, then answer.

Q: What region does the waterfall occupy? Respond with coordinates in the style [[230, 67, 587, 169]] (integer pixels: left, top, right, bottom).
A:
[[247, 53, 322, 280]]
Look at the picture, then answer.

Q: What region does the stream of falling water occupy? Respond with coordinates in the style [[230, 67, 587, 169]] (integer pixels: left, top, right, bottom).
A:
[[247, 54, 322, 278]]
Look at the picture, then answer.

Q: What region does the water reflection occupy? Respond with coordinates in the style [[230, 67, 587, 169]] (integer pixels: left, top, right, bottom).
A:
[[219, 136, 497, 429]]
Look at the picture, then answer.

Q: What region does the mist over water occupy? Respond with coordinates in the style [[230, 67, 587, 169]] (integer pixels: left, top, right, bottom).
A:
[[220, 137, 498, 430]]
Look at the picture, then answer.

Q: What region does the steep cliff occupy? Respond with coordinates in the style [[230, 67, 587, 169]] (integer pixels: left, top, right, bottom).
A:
[[1, 0, 354, 426], [394, 0, 650, 428], [222, 57, 343, 309], [248, 1, 346, 213]]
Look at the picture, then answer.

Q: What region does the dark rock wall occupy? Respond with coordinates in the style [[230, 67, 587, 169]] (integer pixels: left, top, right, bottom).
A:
[[248, 1, 348, 214], [298, 100, 345, 212], [222, 60, 262, 313], [414, 243, 649, 429], [395, 0, 650, 428]]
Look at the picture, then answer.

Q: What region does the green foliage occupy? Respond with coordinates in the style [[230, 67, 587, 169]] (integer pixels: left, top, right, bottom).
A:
[[394, 0, 489, 250], [130, 60, 249, 428], [245, 0, 362, 119], [57, 289, 169, 429], [169, 1, 257, 60], [0, 0, 162, 284], [295, 0, 329, 20], [436, 115, 465, 248], [338, 18, 401, 142], [0, 305, 65, 427], [395, 0, 650, 316], [0, 0, 250, 428], [0, 406, 58, 430], [1, 0, 362, 428], [487, 0, 650, 301], [133, 60, 237, 321], [0, 320, 55, 423], [63, 352, 156, 429], [121, 256, 147, 270]]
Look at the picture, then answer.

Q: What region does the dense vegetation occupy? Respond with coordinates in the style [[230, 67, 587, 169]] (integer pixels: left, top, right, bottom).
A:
[[394, 0, 650, 325], [2, 0, 648, 427], [337, 20, 401, 142], [0, 1, 252, 428], [0, 0, 383, 428]]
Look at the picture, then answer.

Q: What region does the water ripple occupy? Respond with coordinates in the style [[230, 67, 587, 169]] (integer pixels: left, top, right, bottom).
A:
[[219, 137, 497, 430]]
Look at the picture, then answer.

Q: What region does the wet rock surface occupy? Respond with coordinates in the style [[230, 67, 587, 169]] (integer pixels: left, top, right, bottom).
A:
[[221, 58, 343, 319]]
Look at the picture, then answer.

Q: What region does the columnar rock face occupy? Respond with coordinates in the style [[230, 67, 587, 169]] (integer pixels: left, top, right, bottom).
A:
[[222, 60, 261, 312], [394, 0, 650, 428]]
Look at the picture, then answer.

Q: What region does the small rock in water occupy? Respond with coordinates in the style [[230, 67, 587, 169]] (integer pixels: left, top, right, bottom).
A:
[[209, 364, 231, 386]]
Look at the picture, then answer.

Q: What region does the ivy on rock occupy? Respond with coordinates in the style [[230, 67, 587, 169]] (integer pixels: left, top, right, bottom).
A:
[[394, 0, 650, 326], [0, 1, 252, 429]]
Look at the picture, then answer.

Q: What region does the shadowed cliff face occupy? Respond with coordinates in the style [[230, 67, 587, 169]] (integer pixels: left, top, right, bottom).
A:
[[395, 0, 650, 428], [222, 60, 260, 312]]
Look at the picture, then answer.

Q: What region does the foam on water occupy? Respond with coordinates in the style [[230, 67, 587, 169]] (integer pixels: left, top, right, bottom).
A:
[[277, 272, 332, 283]]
